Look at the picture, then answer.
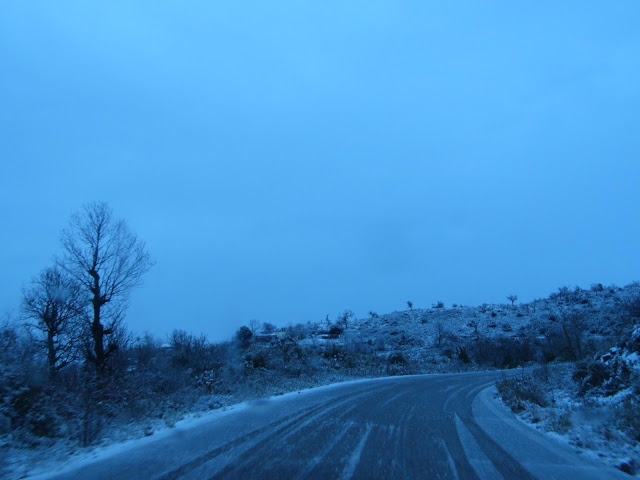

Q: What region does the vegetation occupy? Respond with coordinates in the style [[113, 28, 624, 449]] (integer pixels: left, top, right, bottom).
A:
[[1, 209, 639, 475]]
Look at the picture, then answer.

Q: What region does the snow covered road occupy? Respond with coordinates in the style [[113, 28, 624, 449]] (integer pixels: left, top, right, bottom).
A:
[[32, 372, 626, 479]]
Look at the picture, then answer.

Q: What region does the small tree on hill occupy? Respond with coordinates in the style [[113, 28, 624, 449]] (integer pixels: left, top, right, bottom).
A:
[[248, 318, 260, 335], [338, 310, 354, 329], [262, 322, 276, 334], [507, 294, 518, 306], [236, 326, 253, 350]]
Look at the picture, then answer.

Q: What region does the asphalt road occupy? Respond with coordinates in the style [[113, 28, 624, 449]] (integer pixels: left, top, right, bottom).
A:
[[34, 372, 626, 480]]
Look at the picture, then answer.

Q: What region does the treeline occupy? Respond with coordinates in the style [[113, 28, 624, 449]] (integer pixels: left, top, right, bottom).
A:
[[0, 321, 412, 450]]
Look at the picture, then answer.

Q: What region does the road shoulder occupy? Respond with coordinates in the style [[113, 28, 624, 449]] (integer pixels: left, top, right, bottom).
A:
[[472, 386, 628, 480]]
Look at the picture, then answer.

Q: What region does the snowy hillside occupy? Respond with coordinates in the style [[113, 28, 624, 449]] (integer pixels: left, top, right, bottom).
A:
[[2, 282, 639, 478]]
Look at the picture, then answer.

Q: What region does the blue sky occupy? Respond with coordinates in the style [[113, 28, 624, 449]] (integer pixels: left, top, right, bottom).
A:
[[1, 1, 639, 342]]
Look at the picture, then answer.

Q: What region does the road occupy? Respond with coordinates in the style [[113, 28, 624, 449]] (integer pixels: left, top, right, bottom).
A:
[[33, 372, 625, 480]]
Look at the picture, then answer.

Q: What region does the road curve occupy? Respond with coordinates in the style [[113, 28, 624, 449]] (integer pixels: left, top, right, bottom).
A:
[[32, 372, 625, 480]]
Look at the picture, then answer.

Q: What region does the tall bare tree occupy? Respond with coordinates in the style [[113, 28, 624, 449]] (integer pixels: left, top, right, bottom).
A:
[[22, 266, 84, 377], [59, 202, 153, 372]]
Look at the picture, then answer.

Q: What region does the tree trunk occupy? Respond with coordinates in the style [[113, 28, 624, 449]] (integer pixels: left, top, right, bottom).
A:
[[90, 266, 107, 372], [47, 331, 56, 378]]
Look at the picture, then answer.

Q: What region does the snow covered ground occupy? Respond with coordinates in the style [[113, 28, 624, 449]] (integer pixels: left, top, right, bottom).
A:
[[4, 282, 639, 478], [20, 372, 630, 479]]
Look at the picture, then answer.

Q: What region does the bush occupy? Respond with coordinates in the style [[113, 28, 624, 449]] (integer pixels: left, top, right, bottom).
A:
[[616, 386, 640, 442], [496, 375, 548, 413], [573, 360, 610, 395], [387, 353, 407, 365], [457, 347, 471, 364], [573, 357, 633, 397], [328, 325, 343, 336], [547, 411, 573, 434]]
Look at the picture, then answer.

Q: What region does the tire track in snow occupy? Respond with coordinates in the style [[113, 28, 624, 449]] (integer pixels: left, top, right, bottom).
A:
[[339, 424, 372, 480], [157, 387, 382, 480]]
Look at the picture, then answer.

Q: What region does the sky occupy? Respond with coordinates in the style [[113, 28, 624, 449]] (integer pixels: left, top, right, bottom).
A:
[[1, 1, 639, 343]]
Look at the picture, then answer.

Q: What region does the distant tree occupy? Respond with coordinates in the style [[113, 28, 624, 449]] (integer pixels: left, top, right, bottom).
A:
[[236, 326, 253, 350], [433, 301, 445, 309], [248, 318, 260, 335], [22, 267, 84, 377], [262, 322, 276, 334], [368, 311, 379, 319], [58, 201, 153, 373], [170, 329, 211, 373], [338, 310, 354, 329], [561, 311, 588, 360], [507, 294, 518, 306], [407, 301, 413, 310]]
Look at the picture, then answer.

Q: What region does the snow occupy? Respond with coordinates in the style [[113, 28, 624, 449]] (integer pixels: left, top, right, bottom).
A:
[[339, 423, 372, 480], [19, 376, 401, 480], [23, 402, 250, 480], [6, 282, 640, 478]]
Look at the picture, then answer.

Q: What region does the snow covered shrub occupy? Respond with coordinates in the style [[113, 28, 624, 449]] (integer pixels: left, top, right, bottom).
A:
[[616, 389, 640, 443], [573, 360, 611, 396], [623, 324, 640, 354], [244, 351, 269, 371], [386, 352, 410, 376], [547, 410, 573, 434], [574, 354, 634, 397], [496, 375, 548, 413], [467, 336, 537, 369]]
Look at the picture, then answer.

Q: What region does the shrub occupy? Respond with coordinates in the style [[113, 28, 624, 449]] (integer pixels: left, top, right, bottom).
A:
[[236, 326, 253, 350], [496, 375, 548, 413], [387, 353, 407, 365], [328, 325, 343, 336], [574, 358, 633, 397], [547, 411, 573, 434], [616, 384, 640, 442], [457, 347, 471, 364]]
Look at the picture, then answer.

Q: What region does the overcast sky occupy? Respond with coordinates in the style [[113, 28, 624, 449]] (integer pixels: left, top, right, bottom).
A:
[[1, 1, 639, 342]]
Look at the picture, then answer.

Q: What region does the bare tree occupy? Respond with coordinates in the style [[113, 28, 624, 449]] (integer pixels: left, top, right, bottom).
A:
[[22, 267, 83, 377], [407, 301, 413, 310], [507, 294, 518, 306], [248, 318, 261, 335], [59, 202, 153, 372], [467, 319, 480, 336], [560, 311, 587, 360], [338, 310, 354, 329]]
